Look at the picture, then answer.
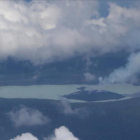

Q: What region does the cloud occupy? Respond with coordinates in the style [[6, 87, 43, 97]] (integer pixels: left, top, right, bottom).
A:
[[84, 72, 96, 82], [0, 0, 98, 65], [60, 97, 87, 116], [0, 1, 139, 65], [10, 133, 38, 140], [100, 51, 140, 84], [11, 126, 79, 140], [8, 106, 50, 127], [60, 97, 74, 114], [44, 126, 79, 140]]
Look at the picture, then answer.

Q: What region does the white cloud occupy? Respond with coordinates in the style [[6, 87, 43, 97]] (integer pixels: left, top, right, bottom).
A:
[[60, 97, 74, 114], [10, 126, 79, 140], [0, 1, 139, 65], [8, 107, 49, 127], [84, 72, 96, 82], [10, 133, 38, 140], [86, 18, 106, 27], [44, 126, 79, 140], [100, 51, 140, 84], [60, 97, 87, 116]]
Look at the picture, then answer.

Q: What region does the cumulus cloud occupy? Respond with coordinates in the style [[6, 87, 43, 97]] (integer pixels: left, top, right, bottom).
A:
[[8, 106, 50, 127], [60, 97, 74, 114], [60, 97, 87, 116], [0, 0, 98, 64], [44, 126, 79, 140], [10, 133, 38, 140], [11, 126, 79, 140], [100, 51, 140, 84], [84, 72, 96, 82], [0, 1, 139, 65]]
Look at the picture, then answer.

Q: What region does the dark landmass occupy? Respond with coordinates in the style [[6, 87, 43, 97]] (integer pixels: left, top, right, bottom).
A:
[[63, 90, 125, 101], [1, 97, 140, 140]]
